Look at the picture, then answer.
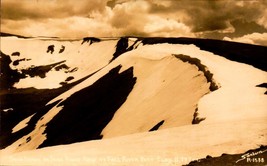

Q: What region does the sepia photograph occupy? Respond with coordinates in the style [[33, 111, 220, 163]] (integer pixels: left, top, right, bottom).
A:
[[1, 0, 267, 165]]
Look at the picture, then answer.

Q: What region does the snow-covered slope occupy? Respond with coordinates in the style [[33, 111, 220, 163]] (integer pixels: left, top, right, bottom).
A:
[[1, 35, 266, 165], [1, 37, 117, 89], [1, 119, 266, 166]]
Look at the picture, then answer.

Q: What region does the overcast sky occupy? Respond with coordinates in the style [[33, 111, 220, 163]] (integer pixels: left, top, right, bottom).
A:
[[1, 0, 267, 45]]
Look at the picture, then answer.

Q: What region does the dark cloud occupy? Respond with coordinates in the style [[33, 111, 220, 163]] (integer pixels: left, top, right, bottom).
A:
[[148, 0, 267, 34], [230, 19, 267, 36], [202, 19, 267, 39]]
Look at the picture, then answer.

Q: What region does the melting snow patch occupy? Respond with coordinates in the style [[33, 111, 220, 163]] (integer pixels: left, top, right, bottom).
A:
[[2, 108, 13, 112], [12, 114, 36, 133]]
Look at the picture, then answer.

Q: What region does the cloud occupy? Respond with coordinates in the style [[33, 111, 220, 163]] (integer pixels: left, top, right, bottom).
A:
[[258, 8, 267, 29], [1, 0, 267, 40], [1, 0, 108, 20], [1, 16, 115, 38], [107, 0, 151, 36], [1, 0, 112, 37], [148, 0, 267, 36], [223, 32, 267, 46], [144, 16, 193, 37]]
